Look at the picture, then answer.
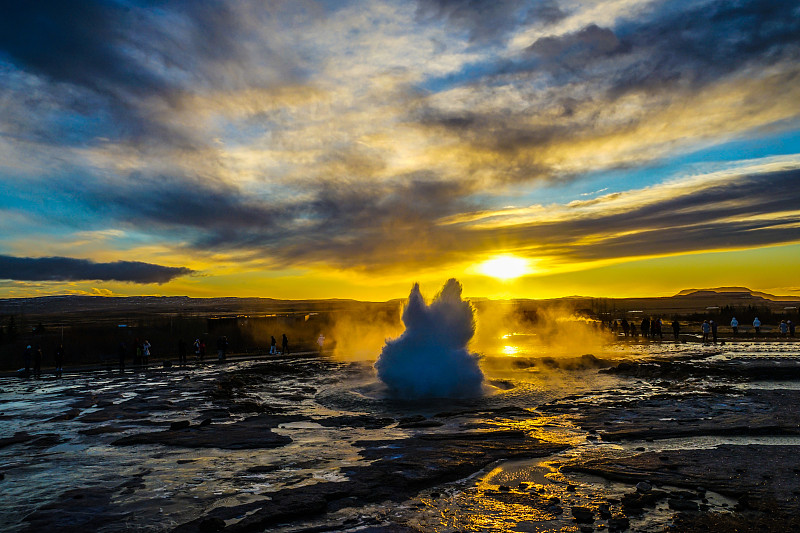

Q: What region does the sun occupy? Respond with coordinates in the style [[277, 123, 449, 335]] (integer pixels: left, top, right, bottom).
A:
[[477, 255, 531, 280]]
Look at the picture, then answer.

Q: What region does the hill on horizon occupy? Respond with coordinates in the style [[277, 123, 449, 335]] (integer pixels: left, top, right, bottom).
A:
[[675, 287, 797, 301]]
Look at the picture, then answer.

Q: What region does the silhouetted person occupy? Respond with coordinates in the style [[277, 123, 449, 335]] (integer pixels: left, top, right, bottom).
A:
[[790, 320, 796, 338], [281, 334, 289, 355], [134, 338, 142, 367], [641, 317, 650, 338], [23, 345, 32, 378], [142, 340, 151, 368], [217, 336, 228, 362], [33, 345, 42, 378], [710, 320, 718, 343], [701, 320, 711, 344], [780, 320, 789, 337], [118, 341, 127, 371], [194, 338, 201, 361], [178, 339, 187, 366], [730, 317, 739, 336], [671, 319, 680, 341], [55, 344, 65, 378], [317, 333, 325, 352], [753, 317, 761, 335], [270, 336, 277, 355], [653, 317, 663, 340], [630, 322, 637, 338], [621, 319, 629, 337]]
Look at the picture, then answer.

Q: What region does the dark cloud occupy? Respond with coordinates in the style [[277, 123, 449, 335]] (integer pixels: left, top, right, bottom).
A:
[[0, 255, 194, 284], [527, 24, 629, 67], [0, 0, 256, 146], [0, 0, 243, 96], [490, 168, 800, 262], [416, 0, 566, 43], [524, 0, 800, 93]]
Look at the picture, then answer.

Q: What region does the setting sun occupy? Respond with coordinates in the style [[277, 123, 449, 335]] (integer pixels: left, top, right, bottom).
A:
[[478, 256, 531, 280]]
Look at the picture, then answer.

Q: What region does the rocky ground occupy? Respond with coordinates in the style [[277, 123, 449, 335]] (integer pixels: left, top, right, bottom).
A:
[[3, 344, 800, 532]]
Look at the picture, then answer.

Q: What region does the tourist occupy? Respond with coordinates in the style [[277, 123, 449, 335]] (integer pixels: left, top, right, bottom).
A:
[[281, 333, 289, 355], [317, 333, 325, 352], [621, 319, 629, 338], [23, 345, 32, 378], [54, 344, 65, 378], [134, 338, 142, 367], [630, 322, 637, 338], [270, 336, 277, 355], [217, 336, 228, 362], [730, 316, 739, 335], [194, 338, 201, 361], [142, 340, 151, 368], [701, 320, 711, 344], [710, 320, 718, 344], [641, 317, 650, 338], [789, 320, 796, 337], [653, 317, 663, 340], [118, 341, 127, 371], [33, 345, 42, 378], [780, 320, 789, 337], [671, 319, 680, 341], [753, 317, 761, 335], [178, 339, 187, 366]]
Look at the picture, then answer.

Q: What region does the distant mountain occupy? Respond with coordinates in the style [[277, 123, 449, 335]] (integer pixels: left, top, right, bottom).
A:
[[675, 287, 795, 301]]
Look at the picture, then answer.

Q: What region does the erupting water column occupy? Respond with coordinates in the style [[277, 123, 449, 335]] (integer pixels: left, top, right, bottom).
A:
[[375, 278, 484, 398]]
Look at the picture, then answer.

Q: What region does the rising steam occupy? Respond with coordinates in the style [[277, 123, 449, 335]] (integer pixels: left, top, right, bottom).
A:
[[374, 279, 484, 398]]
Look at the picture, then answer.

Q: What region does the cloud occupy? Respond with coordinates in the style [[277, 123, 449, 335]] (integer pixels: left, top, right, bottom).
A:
[[416, 0, 567, 43], [457, 163, 800, 268], [0, 255, 194, 284], [0, 0, 798, 289]]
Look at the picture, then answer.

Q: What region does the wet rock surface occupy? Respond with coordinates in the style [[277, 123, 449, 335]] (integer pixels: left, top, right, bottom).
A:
[[4, 344, 800, 531], [112, 414, 298, 449]]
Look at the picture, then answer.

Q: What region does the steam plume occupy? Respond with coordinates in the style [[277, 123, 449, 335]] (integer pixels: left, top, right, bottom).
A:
[[375, 278, 484, 398]]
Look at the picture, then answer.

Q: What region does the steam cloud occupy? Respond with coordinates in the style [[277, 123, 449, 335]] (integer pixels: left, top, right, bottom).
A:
[[375, 278, 484, 398]]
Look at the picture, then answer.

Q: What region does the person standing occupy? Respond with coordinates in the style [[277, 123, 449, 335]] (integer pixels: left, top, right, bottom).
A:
[[701, 320, 711, 344], [753, 317, 761, 335], [780, 320, 789, 337], [789, 320, 796, 338], [23, 345, 32, 378], [270, 336, 277, 355], [142, 340, 151, 368], [194, 338, 201, 362], [55, 344, 65, 378], [217, 336, 228, 362], [730, 317, 739, 336], [671, 319, 680, 342], [317, 333, 325, 353], [281, 334, 289, 355], [641, 317, 650, 338], [118, 341, 126, 371], [33, 345, 42, 378], [178, 339, 187, 366], [710, 320, 718, 344]]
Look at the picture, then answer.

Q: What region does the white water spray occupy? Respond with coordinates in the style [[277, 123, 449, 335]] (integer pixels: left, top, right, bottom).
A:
[[374, 279, 484, 398]]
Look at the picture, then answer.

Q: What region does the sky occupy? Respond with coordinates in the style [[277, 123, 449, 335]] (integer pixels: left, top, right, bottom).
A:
[[0, 0, 799, 301]]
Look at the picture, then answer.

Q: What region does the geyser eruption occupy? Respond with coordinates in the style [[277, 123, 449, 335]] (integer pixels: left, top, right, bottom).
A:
[[375, 278, 484, 398]]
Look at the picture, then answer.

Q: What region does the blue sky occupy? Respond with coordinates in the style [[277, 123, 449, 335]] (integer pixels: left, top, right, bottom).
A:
[[0, 0, 798, 299]]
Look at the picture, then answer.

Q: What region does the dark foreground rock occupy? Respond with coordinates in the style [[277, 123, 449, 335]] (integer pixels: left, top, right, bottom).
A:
[[112, 414, 302, 449], [172, 430, 567, 532], [563, 445, 800, 513], [541, 388, 800, 442]]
